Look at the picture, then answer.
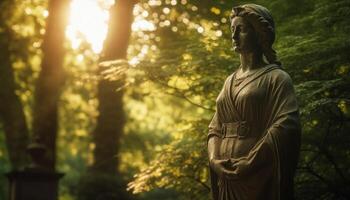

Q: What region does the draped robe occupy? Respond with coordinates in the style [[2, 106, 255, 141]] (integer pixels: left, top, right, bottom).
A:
[[208, 65, 301, 200]]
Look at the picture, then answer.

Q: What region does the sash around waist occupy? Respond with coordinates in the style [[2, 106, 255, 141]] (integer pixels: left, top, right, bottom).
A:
[[220, 121, 260, 158], [221, 121, 250, 139]]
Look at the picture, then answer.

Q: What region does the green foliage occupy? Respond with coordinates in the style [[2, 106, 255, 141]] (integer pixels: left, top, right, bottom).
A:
[[77, 172, 132, 200], [295, 78, 350, 199], [128, 119, 210, 200], [276, 0, 350, 82]]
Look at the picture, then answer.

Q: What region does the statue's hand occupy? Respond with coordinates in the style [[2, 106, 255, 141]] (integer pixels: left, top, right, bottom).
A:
[[209, 158, 230, 178], [224, 159, 250, 180], [210, 158, 244, 180]]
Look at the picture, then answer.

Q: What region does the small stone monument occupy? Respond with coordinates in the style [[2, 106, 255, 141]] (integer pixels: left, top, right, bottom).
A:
[[6, 137, 64, 200]]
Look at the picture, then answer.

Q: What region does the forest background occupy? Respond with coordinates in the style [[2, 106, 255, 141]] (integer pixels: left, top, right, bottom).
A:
[[0, 0, 349, 199]]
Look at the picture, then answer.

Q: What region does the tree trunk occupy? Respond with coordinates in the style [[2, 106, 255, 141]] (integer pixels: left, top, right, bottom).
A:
[[92, 0, 137, 173], [0, 24, 29, 170], [77, 1, 136, 199], [32, 0, 70, 170]]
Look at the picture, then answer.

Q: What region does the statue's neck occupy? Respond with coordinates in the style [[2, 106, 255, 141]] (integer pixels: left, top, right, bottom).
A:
[[239, 52, 265, 72]]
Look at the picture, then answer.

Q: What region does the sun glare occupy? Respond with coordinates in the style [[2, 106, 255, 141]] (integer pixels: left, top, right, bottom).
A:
[[66, 0, 111, 53], [132, 19, 156, 32], [66, 1, 155, 58]]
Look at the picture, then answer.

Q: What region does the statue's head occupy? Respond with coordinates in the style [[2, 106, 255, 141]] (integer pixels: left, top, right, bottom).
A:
[[230, 4, 280, 65]]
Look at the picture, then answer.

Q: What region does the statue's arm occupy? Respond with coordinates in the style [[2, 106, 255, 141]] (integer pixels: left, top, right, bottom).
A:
[[207, 112, 224, 200], [207, 112, 222, 161], [208, 136, 221, 161]]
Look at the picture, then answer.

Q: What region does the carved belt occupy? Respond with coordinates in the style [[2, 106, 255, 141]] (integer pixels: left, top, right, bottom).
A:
[[221, 121, 250, 139]]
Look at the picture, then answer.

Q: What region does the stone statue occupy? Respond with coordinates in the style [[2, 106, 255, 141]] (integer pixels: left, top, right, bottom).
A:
[[207, 4, 301, 200]]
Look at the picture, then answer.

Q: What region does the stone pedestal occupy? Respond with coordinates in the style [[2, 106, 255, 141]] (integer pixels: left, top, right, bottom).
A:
[[6, 170, 64, 200]]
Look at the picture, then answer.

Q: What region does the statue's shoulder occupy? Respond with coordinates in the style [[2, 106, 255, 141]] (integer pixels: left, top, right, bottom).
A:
[[223, 73, 235, 86], [268, 67, 293, 83]]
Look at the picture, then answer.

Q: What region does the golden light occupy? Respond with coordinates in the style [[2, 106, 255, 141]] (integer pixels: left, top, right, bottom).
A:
[[66, 0, 112, 53], [66, 1, 156, 55], [132, 5, 156, 32], [132, 19, 156, 32]]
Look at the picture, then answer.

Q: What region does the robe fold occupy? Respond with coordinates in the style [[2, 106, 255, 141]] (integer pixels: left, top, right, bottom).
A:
[[208, 64, 301, 200]]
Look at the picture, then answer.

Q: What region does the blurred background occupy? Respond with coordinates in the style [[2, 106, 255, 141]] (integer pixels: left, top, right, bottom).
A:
[[0, 0, 349, 199]]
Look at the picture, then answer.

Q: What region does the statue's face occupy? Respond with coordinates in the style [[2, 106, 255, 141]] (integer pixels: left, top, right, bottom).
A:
[[231, 16, 258, 53]]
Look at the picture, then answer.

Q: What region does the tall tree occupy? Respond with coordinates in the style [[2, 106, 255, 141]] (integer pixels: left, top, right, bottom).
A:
[[0, 2, 29, 170], [77, 0, 137, 199], [93, 0, 138, 174], [32, 0, 70, 170]]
